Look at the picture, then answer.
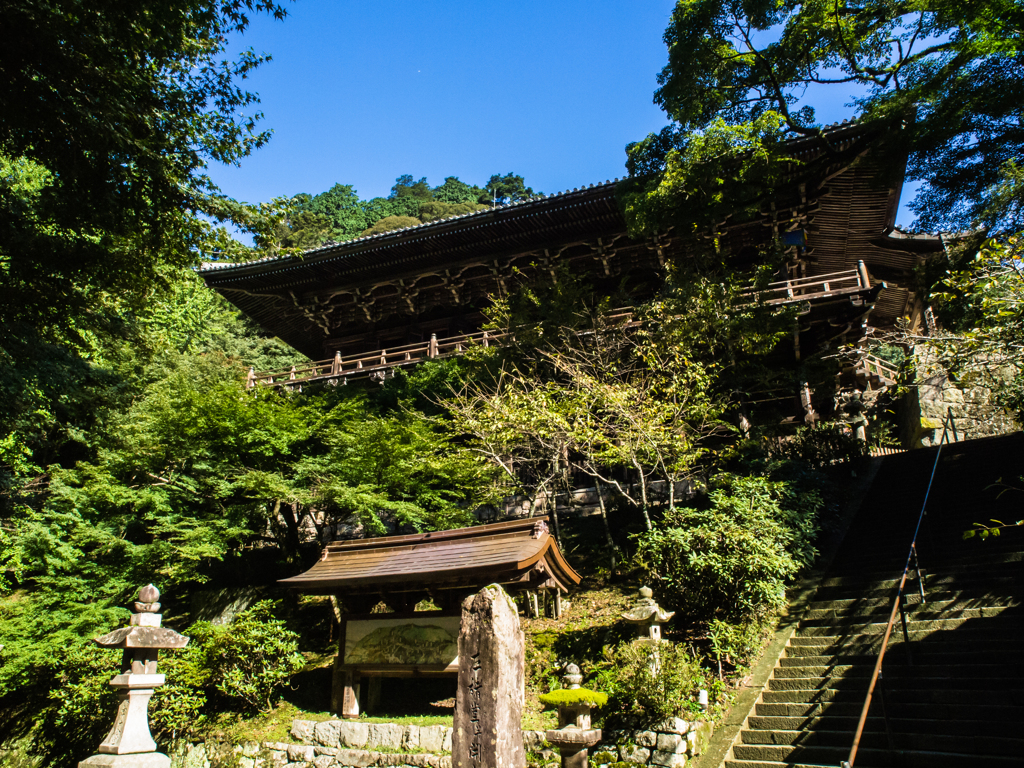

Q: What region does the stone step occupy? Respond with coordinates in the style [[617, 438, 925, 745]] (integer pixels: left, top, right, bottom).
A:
[[745, 714, 1015, 739], [738, 727, 1024, 756], [779, 642, 1019, 664], [811, 573, 1019, 598], [797, 608, 1023, 634], [724, 437, 1024, 768], [830, 541, 1024, 567], [771, 662, 1021, 679], [729, 743, 1024, 766], [765, 673, 1023, 692], [826, 554, 1024, 582], [760, 685, 1024, 706], [787, 630, 1019, 648], [805, 593, 1019, 616], [752, 700, 1024, 722]]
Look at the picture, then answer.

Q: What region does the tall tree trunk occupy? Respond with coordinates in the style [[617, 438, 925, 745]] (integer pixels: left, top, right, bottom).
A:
[[278, 499, 302, 562], [594, 479, 620, 570], [635, 463, 653, 531], [548, 452, 563, 543]]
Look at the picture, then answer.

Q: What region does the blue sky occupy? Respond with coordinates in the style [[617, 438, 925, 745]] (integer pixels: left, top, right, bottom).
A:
[[209, 1, 916, 223]]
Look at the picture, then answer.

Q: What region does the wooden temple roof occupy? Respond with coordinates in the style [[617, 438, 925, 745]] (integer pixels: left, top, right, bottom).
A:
[[201, 121, 946, 359], [279, 517, 581, 596]]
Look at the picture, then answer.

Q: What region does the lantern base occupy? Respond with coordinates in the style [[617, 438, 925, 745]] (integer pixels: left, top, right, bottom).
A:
[[79, 752, 170, 768]]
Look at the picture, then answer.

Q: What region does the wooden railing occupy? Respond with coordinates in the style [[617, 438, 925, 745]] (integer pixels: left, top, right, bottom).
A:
[[249, 264, 876, 389], [248, 329, 509, 389], [736, 262, 871, 307], [859, 352, 900, 384], [250, 309, 637, 389]]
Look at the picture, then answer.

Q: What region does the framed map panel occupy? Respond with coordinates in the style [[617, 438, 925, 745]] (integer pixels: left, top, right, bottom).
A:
[[343, 613, 460, 668]]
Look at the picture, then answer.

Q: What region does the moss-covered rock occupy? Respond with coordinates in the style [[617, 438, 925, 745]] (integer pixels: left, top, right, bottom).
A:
[[537, 688, 608, 708]]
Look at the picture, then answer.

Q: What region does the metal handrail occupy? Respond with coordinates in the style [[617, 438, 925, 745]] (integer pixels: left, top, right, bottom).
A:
[[842, 406, 958, 767]]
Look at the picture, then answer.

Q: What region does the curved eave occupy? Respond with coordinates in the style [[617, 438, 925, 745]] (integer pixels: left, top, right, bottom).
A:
[[516, 535, 583, 589]]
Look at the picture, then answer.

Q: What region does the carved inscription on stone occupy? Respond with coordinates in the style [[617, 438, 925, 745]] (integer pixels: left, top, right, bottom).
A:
[[453, 586, 525, 768]]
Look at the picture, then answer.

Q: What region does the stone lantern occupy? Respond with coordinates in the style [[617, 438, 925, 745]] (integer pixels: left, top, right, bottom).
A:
[[79, 585, 189, 768], [543, 664, 604, 768], [621, 586, 675, 642], [842, 390, 869, 441]]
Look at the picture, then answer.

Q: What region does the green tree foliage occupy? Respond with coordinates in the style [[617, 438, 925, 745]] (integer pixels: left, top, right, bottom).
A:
[[0, 0, 292, 324], [391, 175, 434, 201], [276, 210, 334, 249], [360, 215, 423, 237], [644, 0, 1024, 232], [0, 267, 499, 761], [278, 173, 530, 247], [633, 473, 822, 624], [433, 176, 485, 204], [483, 173, 536, 205], [621, 113, 796, 237], [0, 1, 294, 523], [445, 261, 796, 544], [918, 234, 1024, 418], [299, 183, 369, 243]]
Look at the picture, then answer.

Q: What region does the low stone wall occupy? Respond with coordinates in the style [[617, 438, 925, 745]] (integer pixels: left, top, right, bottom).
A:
[[593, 718, 712, 768], [290, 721, 452, 753], [172, 717, 712, 768]]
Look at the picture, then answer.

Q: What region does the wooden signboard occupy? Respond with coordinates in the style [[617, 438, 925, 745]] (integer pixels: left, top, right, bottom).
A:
[[335, 611, 461, 718]]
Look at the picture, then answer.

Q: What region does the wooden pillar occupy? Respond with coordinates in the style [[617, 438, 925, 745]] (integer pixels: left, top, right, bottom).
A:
[[554, 589, 562, 618], [342, 670, 360, 719]]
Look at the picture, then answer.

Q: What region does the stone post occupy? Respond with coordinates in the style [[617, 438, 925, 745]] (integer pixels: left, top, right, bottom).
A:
[[453, 585, 525, 768], [79, 585, 189, 768]]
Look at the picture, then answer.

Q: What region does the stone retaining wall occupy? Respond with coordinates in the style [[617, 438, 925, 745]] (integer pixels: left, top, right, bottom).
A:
[[171, 716, 712, 768], [901, 347, 1019, 447], [593, 718, 712, 768]]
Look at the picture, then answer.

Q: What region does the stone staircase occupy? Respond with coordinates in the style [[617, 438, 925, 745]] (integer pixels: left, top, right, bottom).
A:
[[723, 432, 1024, 768]]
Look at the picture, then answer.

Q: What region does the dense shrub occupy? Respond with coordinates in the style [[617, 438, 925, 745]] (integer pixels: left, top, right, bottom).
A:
[[28, 644, 120, 768], [771, 424, 867, 468], [12, 601, 304, 765], [634, 473, 822, 624], [155, 600, 304, 726], [202, 601, 304, 713], [594, 642, 709, 726]]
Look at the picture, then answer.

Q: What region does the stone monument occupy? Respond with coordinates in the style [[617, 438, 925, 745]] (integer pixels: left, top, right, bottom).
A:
[[453, 585, 525, 768], [79, 585, 189, 768]]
